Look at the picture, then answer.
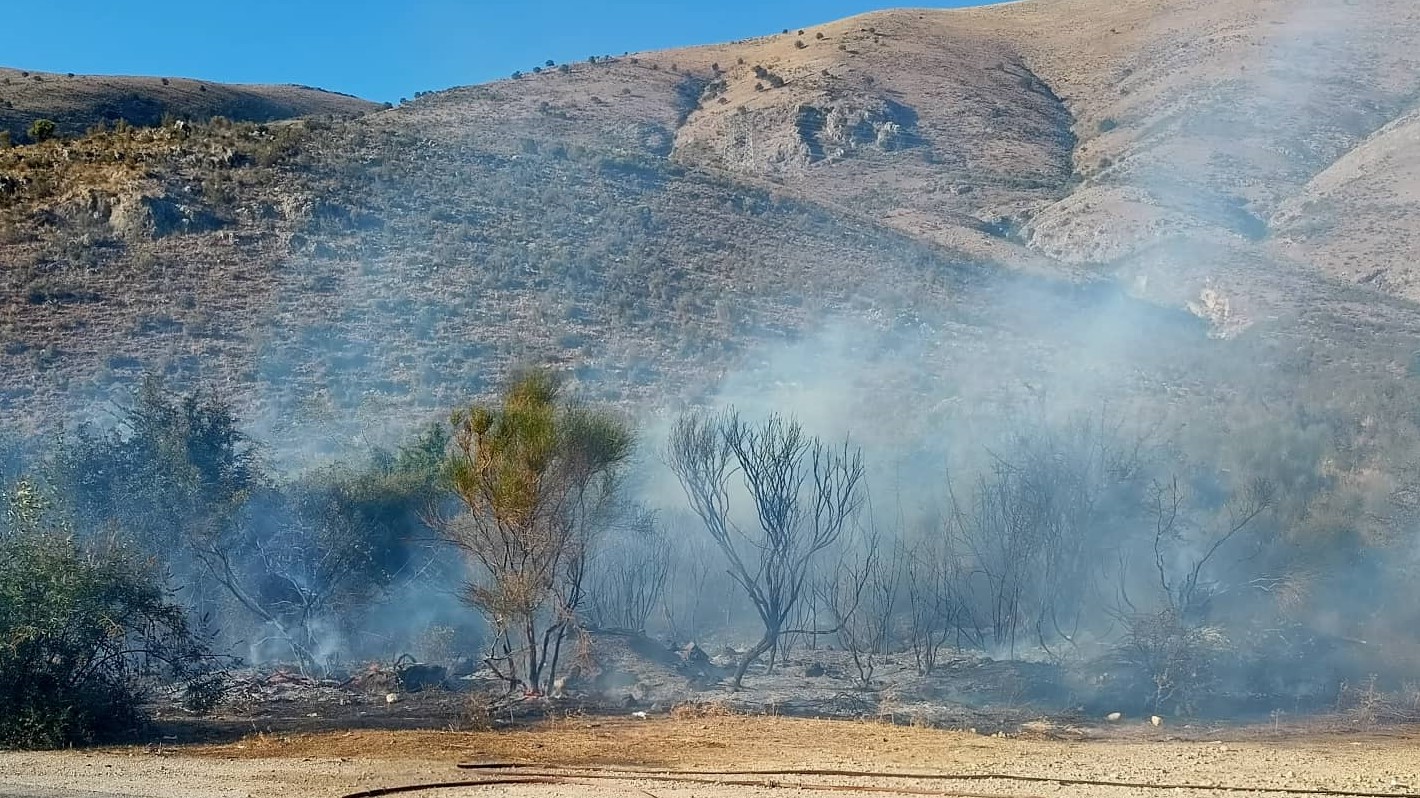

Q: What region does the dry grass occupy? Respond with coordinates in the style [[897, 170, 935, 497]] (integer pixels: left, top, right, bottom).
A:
[[189, 715, 994, 767], [5, 0, 1420, 491], [0, 66, 375, 140], [668, 700, 738, 719]]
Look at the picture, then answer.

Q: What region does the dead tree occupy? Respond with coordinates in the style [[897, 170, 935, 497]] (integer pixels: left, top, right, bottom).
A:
[[825, 523, 899, 689], [951, 410, 1147, 658], [904, 530, 964, 675], [587, 507, 671, 633], [668, 410, 864, 690], [1116, 475, 1276, 713], [661, 532, 717, 643]]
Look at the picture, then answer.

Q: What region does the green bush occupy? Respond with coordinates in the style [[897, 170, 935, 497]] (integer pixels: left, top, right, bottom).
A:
[[0, 480, 219, 748], [26, 119, 57, 144]]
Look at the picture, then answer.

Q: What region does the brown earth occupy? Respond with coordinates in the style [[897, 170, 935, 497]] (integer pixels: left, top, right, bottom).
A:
[[2, 716, 1419, 798]]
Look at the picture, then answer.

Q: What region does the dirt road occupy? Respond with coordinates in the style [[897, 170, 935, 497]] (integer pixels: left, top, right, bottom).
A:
[[1, 716, 1417, 798]]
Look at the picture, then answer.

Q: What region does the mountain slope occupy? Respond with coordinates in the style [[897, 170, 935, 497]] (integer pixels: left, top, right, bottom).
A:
[[969, 0, 1420, 271], [1272, 107, 1420, 297], [3, 0, 1420, 476], [0, 67, 378, 140]]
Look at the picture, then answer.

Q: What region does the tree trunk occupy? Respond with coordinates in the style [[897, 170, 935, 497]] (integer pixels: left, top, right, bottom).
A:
[[524, 617, 541, 694], [730, 630, 777, 691], [545, 622, 568, 696]]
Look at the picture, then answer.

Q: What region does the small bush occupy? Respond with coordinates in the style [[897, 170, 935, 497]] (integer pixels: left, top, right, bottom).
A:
[[27, 119, 57, 144], [1119, 608, 1230, 715]]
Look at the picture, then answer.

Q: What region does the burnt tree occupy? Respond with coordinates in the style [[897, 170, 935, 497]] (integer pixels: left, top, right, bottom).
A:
[[668, 410, 863, 690]]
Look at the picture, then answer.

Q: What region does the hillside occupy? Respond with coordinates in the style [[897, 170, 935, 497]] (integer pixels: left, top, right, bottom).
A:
[[3, 0, 1420, 480], [0, 67, 379, 140]]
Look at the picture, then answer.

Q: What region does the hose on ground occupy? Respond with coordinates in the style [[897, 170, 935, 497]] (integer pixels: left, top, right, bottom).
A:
[[345, 772, 1048, 798], [343, 777, 559, 798], [451, 761, 1420, 798]]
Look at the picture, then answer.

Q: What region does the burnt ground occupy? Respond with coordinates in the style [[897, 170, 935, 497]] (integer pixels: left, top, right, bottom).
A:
[[139, 631, 1414, 747], [4, 633, 1419, 798]]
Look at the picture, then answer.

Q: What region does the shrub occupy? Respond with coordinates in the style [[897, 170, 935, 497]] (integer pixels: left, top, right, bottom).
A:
[[439, 369, 633, 694], [26, 118, 57, 143], [0, 480, 219, 748]]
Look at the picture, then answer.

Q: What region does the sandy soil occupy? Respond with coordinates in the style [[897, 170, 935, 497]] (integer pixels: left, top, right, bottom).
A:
[[2, 715, 1418, 798]]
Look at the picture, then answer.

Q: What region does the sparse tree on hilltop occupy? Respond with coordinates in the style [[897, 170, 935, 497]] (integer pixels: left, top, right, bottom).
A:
[[26, 119, 57, 144]]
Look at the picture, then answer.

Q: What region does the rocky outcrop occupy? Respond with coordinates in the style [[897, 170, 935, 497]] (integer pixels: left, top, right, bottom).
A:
[[110, 193, 226, 239], [678, 93, 922, 175]]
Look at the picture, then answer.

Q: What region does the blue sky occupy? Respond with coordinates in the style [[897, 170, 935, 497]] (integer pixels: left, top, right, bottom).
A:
[[9, 1, 982, 103]]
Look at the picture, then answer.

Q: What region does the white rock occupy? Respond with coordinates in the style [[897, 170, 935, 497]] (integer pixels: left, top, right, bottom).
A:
[[1106, 712, 1123, 722], [385, 692, 401, 704], [1150, 715, 1163, 727]]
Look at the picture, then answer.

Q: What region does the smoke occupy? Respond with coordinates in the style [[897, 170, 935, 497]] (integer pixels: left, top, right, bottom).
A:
[[595, 0, 1420, 716], [6, 0, 1420, 722]]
